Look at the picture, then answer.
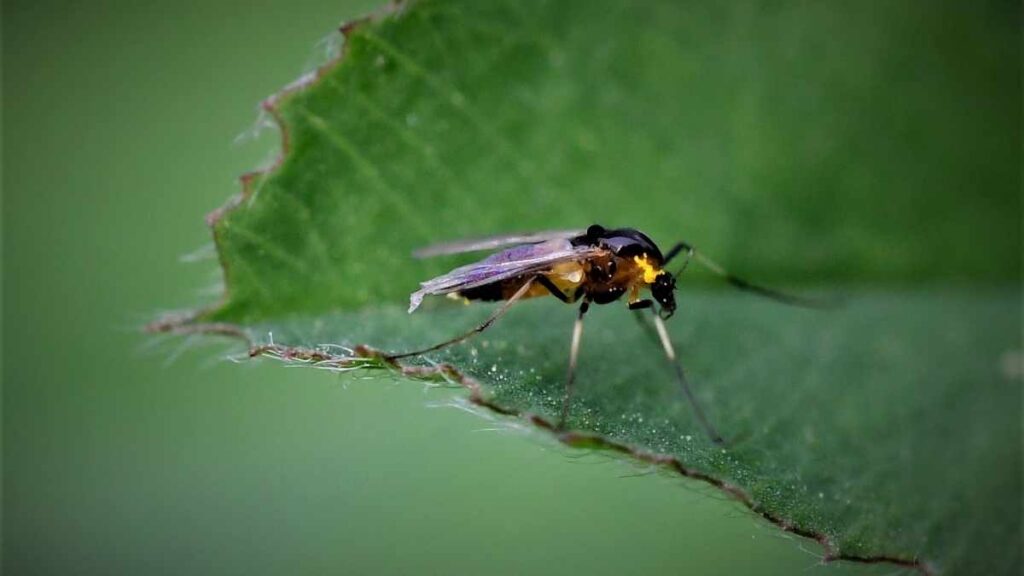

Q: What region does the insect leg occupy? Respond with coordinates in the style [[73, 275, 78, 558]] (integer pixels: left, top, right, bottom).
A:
[[559, 300, 590, 429], [667, 241, 831, 308], [535, 275, 571, 303], [386, 278, 535, 360], [645, 307, 725, 445], [628, 299, 661, 348]]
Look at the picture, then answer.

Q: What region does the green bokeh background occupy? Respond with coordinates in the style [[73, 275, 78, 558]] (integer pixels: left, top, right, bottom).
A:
[[2, 2, 1013, 576]]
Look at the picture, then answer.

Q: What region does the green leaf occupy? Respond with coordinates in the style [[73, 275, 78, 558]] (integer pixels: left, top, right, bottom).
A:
[[156, 1, 1020, 574]]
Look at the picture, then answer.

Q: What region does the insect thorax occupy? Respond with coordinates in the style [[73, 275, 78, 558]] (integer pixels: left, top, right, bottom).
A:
[[578, 251, 662, 305]]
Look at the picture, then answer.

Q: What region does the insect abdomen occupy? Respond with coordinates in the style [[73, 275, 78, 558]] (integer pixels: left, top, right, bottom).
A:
[[457, 277, 562, 302], [459, 262, 585, 303], [458, 282, 507, 302]]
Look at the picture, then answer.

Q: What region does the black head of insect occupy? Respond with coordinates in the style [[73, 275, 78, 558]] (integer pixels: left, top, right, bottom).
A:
[[651, 272, 676, 319]]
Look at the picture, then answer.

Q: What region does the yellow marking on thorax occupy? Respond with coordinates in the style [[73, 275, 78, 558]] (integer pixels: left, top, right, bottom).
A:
[[633, 255, 662, 284]]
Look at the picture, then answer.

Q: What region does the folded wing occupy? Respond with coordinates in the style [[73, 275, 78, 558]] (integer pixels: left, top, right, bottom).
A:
[[412, 229, 587, 259], [409, 239, 602, 312]]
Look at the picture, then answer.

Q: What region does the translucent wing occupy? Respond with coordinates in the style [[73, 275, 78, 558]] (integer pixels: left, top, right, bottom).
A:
[[408, 239, 603, 312], [412, 229, 587, 259]]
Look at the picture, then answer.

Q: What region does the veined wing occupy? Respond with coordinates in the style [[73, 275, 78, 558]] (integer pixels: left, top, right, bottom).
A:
[[408, 239, 602, 312], [412, 229, 586, 259]]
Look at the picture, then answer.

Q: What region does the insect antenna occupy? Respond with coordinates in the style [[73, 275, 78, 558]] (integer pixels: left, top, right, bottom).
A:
[[666, 242, 835, 309]]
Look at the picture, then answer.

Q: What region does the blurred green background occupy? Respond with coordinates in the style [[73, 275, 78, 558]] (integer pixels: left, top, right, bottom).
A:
[[2, 1, 1014, 575]]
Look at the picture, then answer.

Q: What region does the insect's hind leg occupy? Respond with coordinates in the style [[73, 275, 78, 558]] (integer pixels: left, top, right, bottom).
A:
[[386, 278, 535, 361], [558, 300, 590, 430], [535, 275, 571, 303]]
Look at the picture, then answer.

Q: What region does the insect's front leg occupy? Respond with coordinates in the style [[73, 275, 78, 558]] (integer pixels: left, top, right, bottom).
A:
[[646, 308, 724, 445], [629, 299, 662, 350]]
